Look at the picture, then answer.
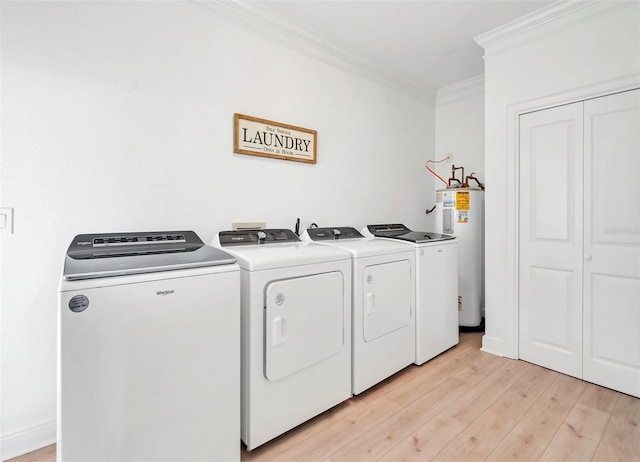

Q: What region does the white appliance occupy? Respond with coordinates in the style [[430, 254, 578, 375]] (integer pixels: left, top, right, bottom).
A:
[[301, 227, 416, 394], [363, 224, 459, 364], [434, 188, 484, 327], [213, 228, 352, 451], [58, 231, 240, 462]]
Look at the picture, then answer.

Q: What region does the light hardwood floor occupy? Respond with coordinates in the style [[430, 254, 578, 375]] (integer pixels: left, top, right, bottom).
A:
[[10, 332, 640, 462]]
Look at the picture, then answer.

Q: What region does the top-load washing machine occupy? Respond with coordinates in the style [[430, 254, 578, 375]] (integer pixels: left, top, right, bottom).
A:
[[301, 227, 416, 395], [212, 228, 352, 451], [363, 224, 459, 365], [59, 231, 240, 462]]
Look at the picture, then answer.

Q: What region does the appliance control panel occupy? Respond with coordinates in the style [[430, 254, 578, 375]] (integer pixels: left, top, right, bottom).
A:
[[66, 231, 203, 259], [218, 228, 300, 246], [306, 227, 363, 241], [366, 223, 411, 236]]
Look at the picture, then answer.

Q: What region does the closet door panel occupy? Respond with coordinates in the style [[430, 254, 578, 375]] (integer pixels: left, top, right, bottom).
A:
[[527, 267, 576, 349], [590, 275, 640, 365], [518, 102, 584, 378], [583, 89, 640, 398]]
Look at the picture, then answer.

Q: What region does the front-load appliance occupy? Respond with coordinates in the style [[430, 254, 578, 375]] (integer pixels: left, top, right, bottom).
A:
[[301, 227, 416, 395], [213, 228, 352, 451], [363, 224, 459, 365], [58, 231, 240, 462]]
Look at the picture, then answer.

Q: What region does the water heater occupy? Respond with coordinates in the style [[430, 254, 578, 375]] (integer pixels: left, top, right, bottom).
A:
[[434, 188, 484, 327]]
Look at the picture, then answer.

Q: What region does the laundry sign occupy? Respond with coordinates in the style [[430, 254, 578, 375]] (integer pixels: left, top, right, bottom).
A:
[[233, 113, 317, 164]]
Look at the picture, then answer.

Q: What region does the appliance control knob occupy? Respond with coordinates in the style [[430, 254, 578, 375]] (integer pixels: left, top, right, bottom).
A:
[[257, 231, 267, 244], [333, 229, 341, 239]]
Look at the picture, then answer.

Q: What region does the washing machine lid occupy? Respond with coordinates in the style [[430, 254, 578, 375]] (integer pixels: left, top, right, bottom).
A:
[[366, 224, 455, 244], [217, 229, 350, 271], [63, 231, 236, 280], [303, 227, 413, 258]]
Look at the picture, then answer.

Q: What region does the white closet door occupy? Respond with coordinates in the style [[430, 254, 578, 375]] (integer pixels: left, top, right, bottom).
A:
[[518, 102, 584, 378], [583, 89, 640, 397]]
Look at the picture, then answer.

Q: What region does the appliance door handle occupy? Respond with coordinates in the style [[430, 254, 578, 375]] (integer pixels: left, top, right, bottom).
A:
[[272, 316, 287, 346], [366, 292, 375, 316]]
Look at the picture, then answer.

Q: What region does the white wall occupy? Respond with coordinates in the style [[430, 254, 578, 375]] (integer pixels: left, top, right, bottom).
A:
[[0, 1, 435, 458], [477, 1, 640, 358], [433, 75, 485, 211]]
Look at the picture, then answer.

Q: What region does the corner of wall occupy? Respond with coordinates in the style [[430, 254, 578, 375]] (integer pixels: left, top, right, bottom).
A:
[[436, 74, 484, 107], [480, 335, 508, 358]]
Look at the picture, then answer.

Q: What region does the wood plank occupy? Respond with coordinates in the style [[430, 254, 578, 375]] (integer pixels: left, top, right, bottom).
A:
[[597, 393, 640, 458], [379, 415, 466, 462], [326, 375, 470, 461], [539, 401, 611, 461], [294, 336, 498, 461], [431, 362, 558, 461], [6, 445, 55, 462], [578, 381, 620, 413], [611, 391, 640, 426], [243, 395, 402, 461], [538, 382, 620, 462], [379, 357, 528, 461], [486, 372, 586, 461], [332, 353, 509, 461], [447, 358, 530, 426], [592, 441, 640, 462]]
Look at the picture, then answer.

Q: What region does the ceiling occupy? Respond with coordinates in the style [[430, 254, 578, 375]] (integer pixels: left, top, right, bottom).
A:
[[256, 0, 555, 94]]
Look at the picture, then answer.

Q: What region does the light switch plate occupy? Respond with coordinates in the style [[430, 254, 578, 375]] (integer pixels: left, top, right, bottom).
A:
[[0, 207, 14, 235]]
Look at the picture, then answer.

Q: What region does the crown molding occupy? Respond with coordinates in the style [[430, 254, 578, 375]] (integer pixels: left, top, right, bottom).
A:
[[436, 74, 484, 106], [474, 0, 635, 55], [191, 0, 435, 101]]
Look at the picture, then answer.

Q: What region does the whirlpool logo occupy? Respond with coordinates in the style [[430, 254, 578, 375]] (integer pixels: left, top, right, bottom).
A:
[[156, 289, 175, 296]]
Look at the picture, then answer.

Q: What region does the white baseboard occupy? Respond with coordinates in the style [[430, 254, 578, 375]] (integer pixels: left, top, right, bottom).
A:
[[1, 420, 56, 461], [481, 334, 506, 358]]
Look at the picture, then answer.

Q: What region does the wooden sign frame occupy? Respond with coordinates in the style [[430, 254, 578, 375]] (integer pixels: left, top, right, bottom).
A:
[[233, 113, 317, 164]]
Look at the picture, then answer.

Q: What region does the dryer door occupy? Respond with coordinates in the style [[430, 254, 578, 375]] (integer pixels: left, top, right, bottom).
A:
[[363, 260, 411, 341], [264, 271, 344, 381]]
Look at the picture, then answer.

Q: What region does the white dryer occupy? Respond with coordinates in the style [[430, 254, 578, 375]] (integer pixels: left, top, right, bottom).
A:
[[301, 227, 416, 395], [213, 228, 352, 451], [59, 231, 240, 462], [364, 224, 459, 365]]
